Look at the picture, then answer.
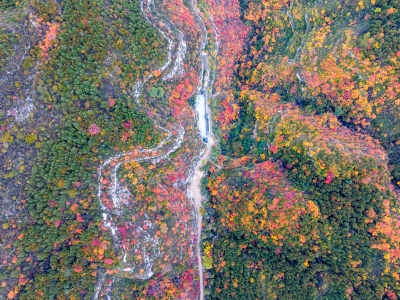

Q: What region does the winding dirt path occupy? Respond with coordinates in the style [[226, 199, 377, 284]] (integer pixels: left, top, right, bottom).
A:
[[94, 0, 220, 298], [188, 135, 213, 300], [187, 2, 221, 298], [94, 0, 189, 297]]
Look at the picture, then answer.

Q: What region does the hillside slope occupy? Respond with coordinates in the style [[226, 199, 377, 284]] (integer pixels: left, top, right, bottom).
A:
[[201, 0, 400, 298]]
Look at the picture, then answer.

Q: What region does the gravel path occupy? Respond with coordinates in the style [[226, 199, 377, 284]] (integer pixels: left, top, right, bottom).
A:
[[188, 135, 213, 300]]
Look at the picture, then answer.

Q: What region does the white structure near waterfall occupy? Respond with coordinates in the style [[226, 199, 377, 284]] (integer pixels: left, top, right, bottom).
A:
[[195, 92, 209, 143], [195, 51, 210, 143]]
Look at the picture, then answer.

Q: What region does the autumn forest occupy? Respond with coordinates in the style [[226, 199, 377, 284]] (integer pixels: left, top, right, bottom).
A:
[[1, 0, 400, 299]]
